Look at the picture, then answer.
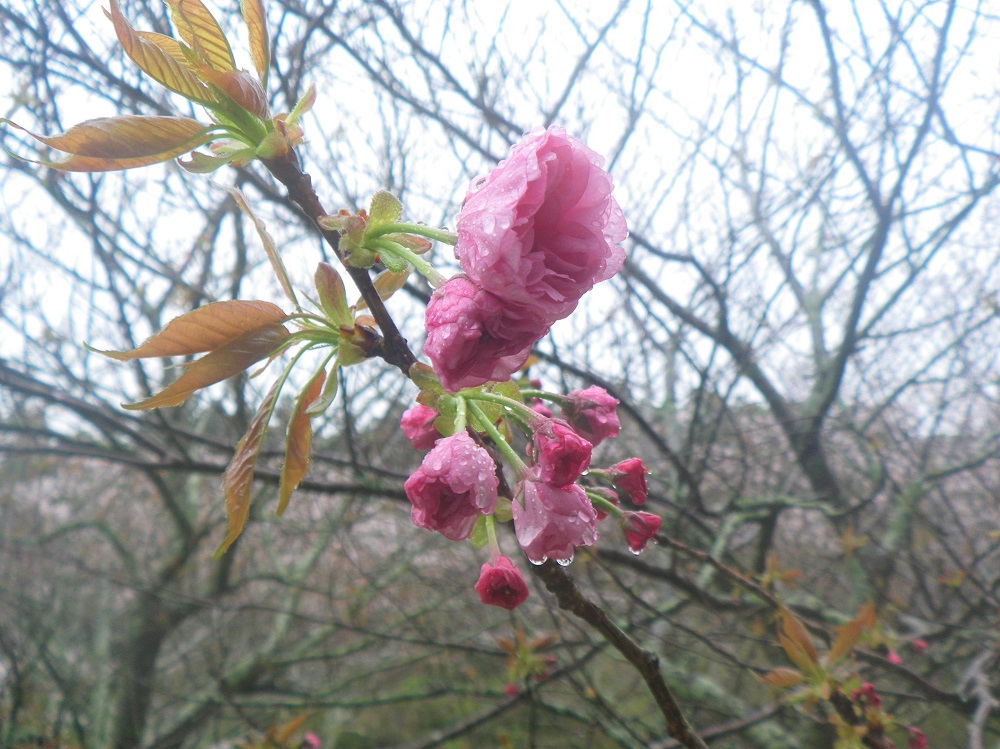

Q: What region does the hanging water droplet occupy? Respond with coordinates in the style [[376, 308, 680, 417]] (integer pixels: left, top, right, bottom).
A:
[[556, 556, 572, 567], [528, 556, 546, 566], [629, 546, 642, 556]]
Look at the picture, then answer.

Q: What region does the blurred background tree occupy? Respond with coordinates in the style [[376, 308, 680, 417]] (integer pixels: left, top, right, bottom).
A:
[[0, 1, 997, 747]]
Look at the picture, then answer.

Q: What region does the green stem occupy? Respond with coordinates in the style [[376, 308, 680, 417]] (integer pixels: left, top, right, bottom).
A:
[[467, 391, 537, 422], [369, 238, 446, 287], [587, 491, 622, 520], [367, 222, 458, 246], [466, 399, 528, 477], [485, 514, 500, 557]]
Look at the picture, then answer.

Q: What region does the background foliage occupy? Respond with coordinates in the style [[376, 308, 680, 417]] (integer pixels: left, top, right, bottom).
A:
[[0, 1, 997, 747]]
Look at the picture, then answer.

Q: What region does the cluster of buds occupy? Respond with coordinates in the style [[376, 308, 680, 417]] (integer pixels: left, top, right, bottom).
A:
[[401, 383, 656, 610]]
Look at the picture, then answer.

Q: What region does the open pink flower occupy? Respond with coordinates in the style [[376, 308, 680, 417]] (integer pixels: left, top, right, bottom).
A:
[[607, 458, 648, 505], [622, 511, 661, 553], [475, 555, 530, 610], [561, 386, 620, 445], [404, 432, 499, 540], [400, 403, 440, 449], [513, 471, 598, 563], [531, 419, 592, 487], [424, 276, 549, 392], [455, 126, 627, 322]]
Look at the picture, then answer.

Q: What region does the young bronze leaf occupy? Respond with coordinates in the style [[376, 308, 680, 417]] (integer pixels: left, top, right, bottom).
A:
[[827, 602, 877, 666], [314, 262, 352, 326], [780, 608, 819, 665], [355, 268, 410, 311], [165, 0, 236, 72], [240, 0, 271, 89], [757, 668, 805, 688], [277, 369, 326, 515], [108, 0, 214, 105], [5, 116, 214, 172], [94, 300, 287, 360], [122, 323, 289, 410], [215, 379, 281, 557], [226, 188, 298, 307]]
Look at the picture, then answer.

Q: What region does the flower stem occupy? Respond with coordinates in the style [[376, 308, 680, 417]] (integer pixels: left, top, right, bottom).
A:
[[466, 399, 528, 477], [367, 222, 458, 246], [369, 237, 447, 287]]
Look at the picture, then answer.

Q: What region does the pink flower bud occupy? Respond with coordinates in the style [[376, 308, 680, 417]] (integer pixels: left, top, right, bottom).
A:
[[850, 682, 882, 708], [561, 386, 620, 445], [907, 727, 927, 749], [404, 433, 498, 541], [622, 511, 661, 553], [503, 683, 519, 696], [513, 471, 598, 563], [400, 403, 440, 449], [424, 276, 549, 392], [530, 401, 554, 419], [475, 555, 529, 610], [607, 458, 648, 505], [909, 639, 928, 654], [886, 650, 903, 665], [531, 419, 592, 487], [301, 732, 321, 749], [455, 126, 627, 322]]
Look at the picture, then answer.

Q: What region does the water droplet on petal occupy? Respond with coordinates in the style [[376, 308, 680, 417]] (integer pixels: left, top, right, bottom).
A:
[[556, 556, 572, 567]]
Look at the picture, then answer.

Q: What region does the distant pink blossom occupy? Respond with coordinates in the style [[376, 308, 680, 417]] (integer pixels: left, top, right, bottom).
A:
[[532, 419, 592, 487], [503, 683, 519, 696], [607, 458, 648, 505], [301, 732, 320, 749], [909, 639, 928, 654], [513, 471, 598, 563], [455, 126, 627, 321], [622, 511, 661, 553], [851, 682, 882, 708], [424, 276, 549, 392], [886, 650, 903, 665], [400, 403, 440, 449], [907, 727, 927, 749], [475, 555, 529, 610], [404, 432, 498, 540], [561, 386, 620, 445]]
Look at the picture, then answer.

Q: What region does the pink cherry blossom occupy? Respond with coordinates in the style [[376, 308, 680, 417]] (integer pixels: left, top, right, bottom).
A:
[[561, 386, 620, 445], [607, 458, 648, 505], [455, 126, 627, 322], [424, 276, 549, 392], [404, 432, 499, 540], [301, 733, 321, 749], [475, 555, 530, 610], [513, 471, 598, 563], [532, 419, 592, 487], [622, 511, 661, 553], [400, 403, 440, 449]]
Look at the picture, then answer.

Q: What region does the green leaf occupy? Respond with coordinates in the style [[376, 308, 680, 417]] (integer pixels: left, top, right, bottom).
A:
[[278, 369, 326, 515], [468, 516, 488, 549], [305, 363, 341, 416], [165, 0, 236, 72], [368, 190, 402, 226], [215, 378, 282, 557], [91, 300, 287, 360], [826, 602, 876, 666], [122, 322, 289, 409], [314, 262, 352, 326], [4, 115, 215, 172]]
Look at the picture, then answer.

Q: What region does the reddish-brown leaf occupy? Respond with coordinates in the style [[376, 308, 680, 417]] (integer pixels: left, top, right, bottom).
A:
[[277, 369, 326, 515], [165, 0, 235, 72], [757, 668, 805, 688], [108, 0, 214, 104], [94, 300, 287, 360], [827, 602, 876, 666], [5, 116, 214, 172], [122, 323, 289, 410], [314, 262, 351, 326], [780, 608, 819, 666], [215, 379, 281, 557], [240, 0, 271, 89], [356, 268, 410, 311]]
